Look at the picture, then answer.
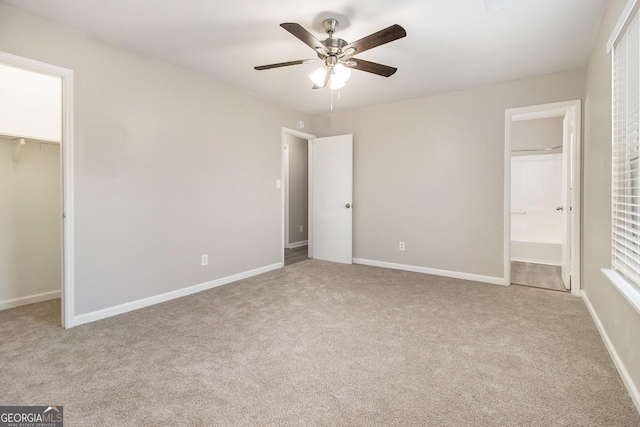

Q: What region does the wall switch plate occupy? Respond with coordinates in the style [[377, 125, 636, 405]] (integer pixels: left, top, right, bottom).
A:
[[276, 179, 282, 189], [300, 225, 304, 232], [399, 242, 405, 251], [201, 254, 208, 266]]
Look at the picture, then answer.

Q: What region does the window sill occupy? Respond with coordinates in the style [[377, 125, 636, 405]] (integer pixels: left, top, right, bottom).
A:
[[601, 269, 640, 316]]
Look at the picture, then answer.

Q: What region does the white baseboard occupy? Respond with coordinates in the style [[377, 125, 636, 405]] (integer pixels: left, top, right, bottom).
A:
[[74, 262, 282, 326], [287, 240, 308, 249], [582, 290, 640, 414], [0, 290, 61, 311], [352, 258, 506, 286]]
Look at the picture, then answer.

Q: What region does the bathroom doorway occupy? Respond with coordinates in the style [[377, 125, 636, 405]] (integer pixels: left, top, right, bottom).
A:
[[504, 100, 581, 295]]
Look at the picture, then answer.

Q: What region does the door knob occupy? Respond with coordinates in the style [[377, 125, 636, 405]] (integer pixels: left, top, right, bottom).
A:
[[345, 203, 351, 208]]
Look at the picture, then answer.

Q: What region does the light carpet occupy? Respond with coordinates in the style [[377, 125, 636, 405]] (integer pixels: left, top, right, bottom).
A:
[[1, 260, 638, 426]]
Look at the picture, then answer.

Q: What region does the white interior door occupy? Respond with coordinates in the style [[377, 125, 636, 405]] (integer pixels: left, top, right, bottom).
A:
[[561, 111, 572, 289], [312, 134, 353, 264]]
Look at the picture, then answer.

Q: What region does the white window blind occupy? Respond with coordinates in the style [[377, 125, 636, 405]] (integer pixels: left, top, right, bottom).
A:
[[612, 11, 640, 289]]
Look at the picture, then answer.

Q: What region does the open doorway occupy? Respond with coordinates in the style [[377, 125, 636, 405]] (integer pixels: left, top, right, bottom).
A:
[[510, 117, 566, 291], [281, 128, 355, 267], [0, 51, 75, 328], [282, 127, 315, 266], [504, 100, 581, 295]]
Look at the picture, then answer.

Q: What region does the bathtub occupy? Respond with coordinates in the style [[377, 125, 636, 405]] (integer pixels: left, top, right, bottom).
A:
[[511, 154, 563, 266], [511, 208, 562, 266], [511, 240, 562, 265]]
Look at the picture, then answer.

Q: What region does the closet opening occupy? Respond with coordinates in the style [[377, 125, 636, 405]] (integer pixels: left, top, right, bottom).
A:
[[0, 52, 74, 328]]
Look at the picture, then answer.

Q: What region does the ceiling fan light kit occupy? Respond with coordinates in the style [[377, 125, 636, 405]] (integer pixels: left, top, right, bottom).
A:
[[309, 63, 351, 89], [254, 18, 406, 91]]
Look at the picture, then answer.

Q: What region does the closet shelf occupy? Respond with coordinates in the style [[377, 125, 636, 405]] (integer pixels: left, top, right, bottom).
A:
[[2, 134, 60, 164], [0, 132, 60, 145]]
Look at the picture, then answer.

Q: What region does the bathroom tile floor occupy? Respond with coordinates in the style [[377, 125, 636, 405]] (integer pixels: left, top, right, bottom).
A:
[[511, 261, 568, 291]]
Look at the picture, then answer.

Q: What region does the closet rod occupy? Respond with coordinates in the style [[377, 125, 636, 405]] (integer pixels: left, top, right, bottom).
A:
[[512, 145, 562, 153]]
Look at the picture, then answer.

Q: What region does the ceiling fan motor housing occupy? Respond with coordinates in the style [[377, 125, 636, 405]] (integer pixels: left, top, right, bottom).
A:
[[320, 37, 348, 64]]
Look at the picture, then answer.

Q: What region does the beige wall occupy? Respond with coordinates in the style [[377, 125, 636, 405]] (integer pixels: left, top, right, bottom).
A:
[[584, 0, 640, 405], [284, 134, 308, 245], [2, 7, 638, 409], [0, 4, 313, 316], [511, 117, 563, 156], [0, 137, 61, 304], [311, 70, 585, 279]]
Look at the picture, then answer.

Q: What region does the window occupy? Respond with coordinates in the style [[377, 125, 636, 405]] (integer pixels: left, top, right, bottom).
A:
[[606, 0, 640, 314], [612, 11, 640, 285]]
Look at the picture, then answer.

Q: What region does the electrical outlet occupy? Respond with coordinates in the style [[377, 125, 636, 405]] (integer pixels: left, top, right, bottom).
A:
[[300, 225, 304, 232], [399, 242, 405, 251], [201, 254, 208, 266]]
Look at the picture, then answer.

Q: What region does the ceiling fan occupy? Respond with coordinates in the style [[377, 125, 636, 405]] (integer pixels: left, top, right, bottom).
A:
[[254, 19, 407, 90]]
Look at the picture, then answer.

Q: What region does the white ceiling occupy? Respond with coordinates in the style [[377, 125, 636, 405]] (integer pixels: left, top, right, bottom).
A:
[[1, 0, 608, 115]]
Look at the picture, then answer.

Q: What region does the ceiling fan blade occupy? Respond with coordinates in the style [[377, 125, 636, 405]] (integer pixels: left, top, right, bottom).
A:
[[254, 59, 315, 70], [343, 24, 406, 56], [345, 58, 397, 77], [281, 23, 328, 54]]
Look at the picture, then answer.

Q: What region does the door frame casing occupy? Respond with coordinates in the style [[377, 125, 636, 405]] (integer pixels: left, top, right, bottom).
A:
[[0, 51, 75, 327], [281, 127, 316, 266], [504, 100, 582, 295]]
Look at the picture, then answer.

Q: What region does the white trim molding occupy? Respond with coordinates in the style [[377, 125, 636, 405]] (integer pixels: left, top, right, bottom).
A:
[[582, 289, 640, 413], [74, 262, 281, 326], [0, 290, 61, 311], [353, 258, 506, 286]]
